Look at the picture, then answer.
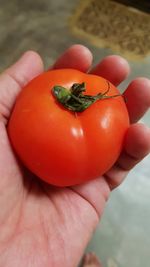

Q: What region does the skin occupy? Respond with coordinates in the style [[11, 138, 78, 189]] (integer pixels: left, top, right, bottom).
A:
[[0, 44, 150, 267]]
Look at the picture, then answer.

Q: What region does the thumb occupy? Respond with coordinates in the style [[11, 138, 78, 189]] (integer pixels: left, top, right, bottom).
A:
[[0, 51, 43, 222], [0, 51, 43, 122]]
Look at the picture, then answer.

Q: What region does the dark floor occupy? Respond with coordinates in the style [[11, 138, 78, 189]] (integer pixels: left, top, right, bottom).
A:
[[0, 1, 150, 267]]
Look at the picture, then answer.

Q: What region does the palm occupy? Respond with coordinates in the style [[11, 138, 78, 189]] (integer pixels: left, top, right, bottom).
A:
[[0, 130, 99, 267], [0, 46, 149, 267]]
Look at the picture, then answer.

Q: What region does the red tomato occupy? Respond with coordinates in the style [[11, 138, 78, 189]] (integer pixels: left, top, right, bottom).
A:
[[8, 69, 129, 186]]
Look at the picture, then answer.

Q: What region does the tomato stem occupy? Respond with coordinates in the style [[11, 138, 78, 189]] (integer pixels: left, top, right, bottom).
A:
[[52, 82, 122, 112]]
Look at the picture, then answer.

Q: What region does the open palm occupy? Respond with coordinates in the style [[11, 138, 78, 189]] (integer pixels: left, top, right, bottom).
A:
[[0, 45, 150, 267]]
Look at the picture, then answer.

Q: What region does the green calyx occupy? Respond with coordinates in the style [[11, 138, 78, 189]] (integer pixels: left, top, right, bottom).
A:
[[52, 82, 121, 112]]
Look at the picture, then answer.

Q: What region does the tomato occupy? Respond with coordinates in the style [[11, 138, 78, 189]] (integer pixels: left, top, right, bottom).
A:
[[8, 69, 129, 186]]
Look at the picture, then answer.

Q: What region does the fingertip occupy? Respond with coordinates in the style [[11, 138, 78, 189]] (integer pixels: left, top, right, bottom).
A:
[[69, 44, 93, 58], [5, 50, 44, 87], [124, 77, 150, 123], [52, 44, 93, 72], [127, 77, 150, 93], [125, 123, 150, 159], [105, 55, 130, 70], [19, 50, 44, 72], [68, 44, 93, 69], [91, 55, 130, 85]]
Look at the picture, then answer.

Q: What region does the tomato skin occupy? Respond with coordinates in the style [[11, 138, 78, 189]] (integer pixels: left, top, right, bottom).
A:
[[8, 69, 129, 186]]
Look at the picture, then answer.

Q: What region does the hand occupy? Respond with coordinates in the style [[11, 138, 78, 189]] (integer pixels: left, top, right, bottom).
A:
[[0, 45, 150, 267]]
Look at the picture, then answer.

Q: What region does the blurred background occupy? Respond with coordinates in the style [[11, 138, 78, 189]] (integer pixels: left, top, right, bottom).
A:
[[0, 0, 150, 266]]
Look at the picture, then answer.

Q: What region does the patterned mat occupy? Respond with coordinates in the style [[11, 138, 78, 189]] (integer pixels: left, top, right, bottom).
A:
[[70, 0, 150, 59]]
